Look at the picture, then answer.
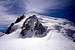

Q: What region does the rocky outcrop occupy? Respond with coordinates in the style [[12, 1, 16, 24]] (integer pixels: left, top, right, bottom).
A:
[[5, 23, 14, 34], [15, 14, 25, 23], [20, 15, 47, 38], [5, 14, 25, 34], [65, 29, 75, 42], [34, 21, 46, 37], [5, 14, 47, 38]]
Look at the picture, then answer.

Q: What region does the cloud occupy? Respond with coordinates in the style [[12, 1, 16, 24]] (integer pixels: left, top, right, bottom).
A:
[[0, 0, 72, 32], [0, 5, 17, 32], [0, 0, 72, 24], [0, 0, 71, 14], [25, 0, 71, 13], [0, 0, 26, 15]]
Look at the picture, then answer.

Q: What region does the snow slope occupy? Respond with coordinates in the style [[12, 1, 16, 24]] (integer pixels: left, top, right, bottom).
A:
[[0, 12, 75, 50]]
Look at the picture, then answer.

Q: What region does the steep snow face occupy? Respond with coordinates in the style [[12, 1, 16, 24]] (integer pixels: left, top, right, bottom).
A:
[[0, 12, 75, 50]]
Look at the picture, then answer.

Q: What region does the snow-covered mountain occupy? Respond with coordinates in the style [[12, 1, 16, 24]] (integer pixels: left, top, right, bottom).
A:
[[0, 12, 75, 50]]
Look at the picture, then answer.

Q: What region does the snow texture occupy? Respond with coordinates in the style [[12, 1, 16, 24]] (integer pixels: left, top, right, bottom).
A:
[[0, 12, 75, 50]]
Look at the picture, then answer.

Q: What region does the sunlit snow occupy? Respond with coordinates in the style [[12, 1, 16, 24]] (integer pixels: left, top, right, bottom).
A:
[[0, 13, 75, 50]]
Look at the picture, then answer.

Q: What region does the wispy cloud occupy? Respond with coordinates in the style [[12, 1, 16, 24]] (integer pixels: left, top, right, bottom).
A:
[[0, 5, 16, 25], [25, 0, 71, 13], [0, 0, 71, 14], [0, 4, 17, 32], [0, 0, 72, 24], [0, 0, 72, 32], [0, 0, 26, 15]]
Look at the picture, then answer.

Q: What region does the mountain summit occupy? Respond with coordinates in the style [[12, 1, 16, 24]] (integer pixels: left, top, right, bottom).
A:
[[20, 15, 47, 38], [3, 12, 75, 42], [5, 14, 47, 38], [0, 12, 75, 50]]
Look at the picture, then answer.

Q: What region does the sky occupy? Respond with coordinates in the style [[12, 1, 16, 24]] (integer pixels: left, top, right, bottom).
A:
[[0, 0, 74, 32]]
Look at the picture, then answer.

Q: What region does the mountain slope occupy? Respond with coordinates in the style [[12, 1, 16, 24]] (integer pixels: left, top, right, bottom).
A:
[[0, 12, 75, 50]]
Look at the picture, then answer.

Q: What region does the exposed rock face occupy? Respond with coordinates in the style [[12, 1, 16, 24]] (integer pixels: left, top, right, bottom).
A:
[[20, 15, 47, 38], [5, 15, 47, 38], [5, 14, 25, 34], [66, 29, 75, 38], [34, 22, 46, 37], [15, 14, 25, 23], [65, 29, 75, 42], [2, 13, 75, 42], [5, 23, 14, 34]]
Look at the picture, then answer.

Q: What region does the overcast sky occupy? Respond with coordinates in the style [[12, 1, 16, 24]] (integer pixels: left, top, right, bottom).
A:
[[0, 0, 72, 14], [0, 0, 73, 32]]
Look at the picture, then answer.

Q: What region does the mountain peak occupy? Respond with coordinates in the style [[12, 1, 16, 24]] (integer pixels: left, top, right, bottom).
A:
[[3, 13, 75, 42], [5, 14, 47, 38], [20, 15, 47, 38], [24, 11, 40, 17]]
